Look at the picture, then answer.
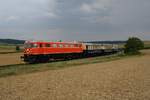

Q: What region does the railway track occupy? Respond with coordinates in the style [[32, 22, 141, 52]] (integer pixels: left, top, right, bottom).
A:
[[0, 52, 121, 67]]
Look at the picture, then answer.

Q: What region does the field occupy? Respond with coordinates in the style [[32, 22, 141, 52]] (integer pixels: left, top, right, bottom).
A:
[[0, 44, 23, 66], [144, 41, 150, 49], [0, 44, 23, 54], [0, 53, 23, 66], [0, 44, 15, 53], [0, 50, 149, 100]]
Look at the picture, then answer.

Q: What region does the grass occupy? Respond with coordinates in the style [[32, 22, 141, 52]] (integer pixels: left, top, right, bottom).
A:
[[0, 52, 142, 78], [143, 41, 150, 49], [144, 43, 150, 49], [0, 51, 22, 54], [0, 44, 22, 54], [0, 43, 16, 49]]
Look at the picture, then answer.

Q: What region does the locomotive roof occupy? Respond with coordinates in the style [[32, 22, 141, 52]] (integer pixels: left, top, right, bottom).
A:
[[25, 41, 81, 44]]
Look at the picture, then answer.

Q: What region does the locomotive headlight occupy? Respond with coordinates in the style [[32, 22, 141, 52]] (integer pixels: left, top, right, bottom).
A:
[[25, 49, 30, 54]]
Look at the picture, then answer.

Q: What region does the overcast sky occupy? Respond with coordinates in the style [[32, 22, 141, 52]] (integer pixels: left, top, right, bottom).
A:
[[0, 0, 150, 41]]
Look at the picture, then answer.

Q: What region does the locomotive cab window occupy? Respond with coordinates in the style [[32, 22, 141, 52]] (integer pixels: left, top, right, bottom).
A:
[[32, 43, 38, 48], [24, 43, 37, 48], [24, 43, 31, 48]]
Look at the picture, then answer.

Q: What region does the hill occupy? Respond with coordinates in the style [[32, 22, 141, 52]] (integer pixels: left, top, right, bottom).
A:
[[0, 39, 25, 44]]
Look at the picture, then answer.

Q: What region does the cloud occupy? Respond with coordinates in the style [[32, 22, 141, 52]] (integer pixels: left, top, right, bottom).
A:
[[110, 0, 150, 33], [0, 0, 150, 41], [6, 16, 20, 21], [0, 0, 57, 21], [0, 0, 59, 32], [80, 0, 111, 13], [80, 3, 93, 13]]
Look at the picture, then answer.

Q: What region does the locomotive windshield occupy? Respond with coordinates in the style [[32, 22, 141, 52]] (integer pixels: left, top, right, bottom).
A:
[[24, 42, 38, 48]]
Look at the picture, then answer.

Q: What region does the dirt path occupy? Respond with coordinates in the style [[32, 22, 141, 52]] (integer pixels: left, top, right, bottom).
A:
[[0, 53, 23, 66], [0, 50, 150, 100]]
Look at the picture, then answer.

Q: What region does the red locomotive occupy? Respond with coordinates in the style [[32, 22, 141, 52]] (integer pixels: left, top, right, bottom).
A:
[[21, 41, 119, 63]]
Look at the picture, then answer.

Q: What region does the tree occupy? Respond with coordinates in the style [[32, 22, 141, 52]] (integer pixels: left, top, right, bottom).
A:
[[124, 37, 144, 54]]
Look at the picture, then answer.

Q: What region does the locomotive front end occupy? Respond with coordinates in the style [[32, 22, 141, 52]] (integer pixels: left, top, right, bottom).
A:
[[21, 41, 38, 63]]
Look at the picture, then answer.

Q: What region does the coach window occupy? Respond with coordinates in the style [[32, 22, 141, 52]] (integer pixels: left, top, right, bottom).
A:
[[46, 44, 50, 47], [52, 44, 57, 48]]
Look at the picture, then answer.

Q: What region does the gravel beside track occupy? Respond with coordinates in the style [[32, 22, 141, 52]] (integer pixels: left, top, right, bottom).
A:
[[0, 50, 150, 100]]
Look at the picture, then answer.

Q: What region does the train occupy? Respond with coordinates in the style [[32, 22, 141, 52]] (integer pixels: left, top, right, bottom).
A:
[[21, 41, 120, 63]]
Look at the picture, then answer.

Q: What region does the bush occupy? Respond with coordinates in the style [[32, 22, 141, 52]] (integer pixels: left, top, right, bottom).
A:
[[16, 45, 20, 51], [124, 37, 144, 55]]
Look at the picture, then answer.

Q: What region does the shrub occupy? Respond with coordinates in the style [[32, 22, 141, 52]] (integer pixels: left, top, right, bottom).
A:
[[16, 45, 20, 51], [124, 37, 144, 55]]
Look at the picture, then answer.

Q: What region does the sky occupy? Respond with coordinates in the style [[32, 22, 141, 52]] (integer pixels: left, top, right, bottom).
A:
[[0, 0, 150, 41]]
